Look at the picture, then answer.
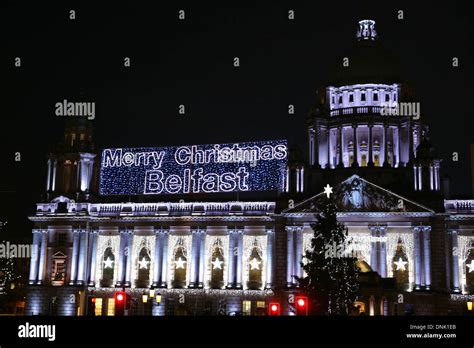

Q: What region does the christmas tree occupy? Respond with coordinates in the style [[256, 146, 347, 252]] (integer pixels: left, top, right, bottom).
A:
[[295, 198, 359, 315]]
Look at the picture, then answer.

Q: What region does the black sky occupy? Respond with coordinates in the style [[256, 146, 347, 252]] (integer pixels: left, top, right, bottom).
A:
[[1, 1, 473, 240]]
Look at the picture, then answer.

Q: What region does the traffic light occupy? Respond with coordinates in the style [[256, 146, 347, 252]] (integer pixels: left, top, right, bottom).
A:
[[268, 302, 280, 316], [115, 291, 126, 316], [87, 296, 96, 316], [295, 296, 308, 316]]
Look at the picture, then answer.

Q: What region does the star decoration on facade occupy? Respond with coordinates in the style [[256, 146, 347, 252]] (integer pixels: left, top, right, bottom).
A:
[[175, 257, 186, 269], [323, 184, 333, 198], [249, 258, 261, 270], [394, 258, 408, 271], [466, 260, 474, 273], [138, 257, 149, 269], [103, 257, 114, 269], [211, 257, 223, 270]]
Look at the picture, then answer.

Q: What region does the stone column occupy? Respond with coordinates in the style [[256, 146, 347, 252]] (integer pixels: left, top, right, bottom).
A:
[[124, 230, 133, 287], [368, 124, 374, 167], [352, 125, 359, 167], [379, 227, 387, 277], [235, 230, 244, 289], [160, 230, 169, 287], [88, 230, 98, 286], [152, 229, 162, 287], [28, 230, 41, 285], [76, 229, 88, 285], [327, 128, 332, 168], [451, 230, 460, 292], [37, 230, 48, 285], [413, 227, 422, 290], [383, 124, 389, 167], [227, 230, 236, 288], [286, 227, 294, 286], [265, 229, 274, 288], [189, 229, 199, 288], [198, 230, 206, 288], [408, 123, 414, 163], [116, 230, 127, 287], [295, 228, 303, 280], [423, 227, 431, 290], [370, 227, 378, 274], [69, 230, 80, 285], [314, 127, 320, 168], [338, 126, 344, 168]]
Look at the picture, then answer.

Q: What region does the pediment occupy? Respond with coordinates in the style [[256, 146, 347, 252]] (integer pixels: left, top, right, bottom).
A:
[[283, 175, 434, 214]]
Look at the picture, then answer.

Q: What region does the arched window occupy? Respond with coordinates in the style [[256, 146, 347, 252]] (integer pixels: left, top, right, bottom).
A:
[[209, 239, 225, 289], [135, 247, 151, 288], [101, 247, 115, 287], [173, 242, 187, 288], [392, 239, 409, 290], [247, 241, 263, 290]]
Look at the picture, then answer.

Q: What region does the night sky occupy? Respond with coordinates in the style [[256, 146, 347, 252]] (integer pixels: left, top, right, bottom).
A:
[[1, 1, 473, 241]]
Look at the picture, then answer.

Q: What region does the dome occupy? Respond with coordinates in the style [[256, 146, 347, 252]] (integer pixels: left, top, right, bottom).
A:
[[328, 20, 403, 86]]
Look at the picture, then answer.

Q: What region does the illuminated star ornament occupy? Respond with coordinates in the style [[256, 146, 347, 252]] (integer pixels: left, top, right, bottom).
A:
[[211, 257, 223, 270], [175, 257, 186, 269], [249, 258, 261, 270], [466, 260, 474, 273], [394, 258, 408, 271], [138, 257, 149, 269], [323, 184, 333, 198], [103, 257, 114, 269]]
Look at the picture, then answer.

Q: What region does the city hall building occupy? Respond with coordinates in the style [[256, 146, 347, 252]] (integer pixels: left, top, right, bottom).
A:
[[26, 19, 474, 316]]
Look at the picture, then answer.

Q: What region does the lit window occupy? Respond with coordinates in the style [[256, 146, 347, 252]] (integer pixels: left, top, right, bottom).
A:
[[256, 301, 265, 308], [242, 301, 252, 315], [95, 298, 103, 316], [107, 298, 115, 316], [80, 133, 85, 141]]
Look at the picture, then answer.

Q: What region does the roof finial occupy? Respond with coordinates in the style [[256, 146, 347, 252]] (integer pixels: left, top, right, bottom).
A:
[[356, 19, 377, 41]]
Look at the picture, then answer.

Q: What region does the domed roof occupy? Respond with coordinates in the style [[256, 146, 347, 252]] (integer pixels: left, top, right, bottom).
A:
[[328, 20, 403, 86]]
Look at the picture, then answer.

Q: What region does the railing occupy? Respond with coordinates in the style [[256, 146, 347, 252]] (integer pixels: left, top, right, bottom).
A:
[[330, 106, 382, 116], [444, 200, 474, 213], [36, 201, 276, 216]]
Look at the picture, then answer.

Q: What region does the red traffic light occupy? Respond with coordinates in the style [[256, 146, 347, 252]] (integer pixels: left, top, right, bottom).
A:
[[91, 297, 96, 303], [116, 293, 124, 302], [268, 302, 280, 316], [295, 296, 308, 315]]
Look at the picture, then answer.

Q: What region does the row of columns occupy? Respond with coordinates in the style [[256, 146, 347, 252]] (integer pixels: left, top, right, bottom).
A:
[[286, 226, 303, 286], [310, 122, 417, 168], [29, 227, 275, 289], [285, 225, 431, 290]]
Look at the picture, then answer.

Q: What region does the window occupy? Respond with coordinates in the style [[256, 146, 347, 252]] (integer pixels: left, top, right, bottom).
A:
[[247, 243, 263, 290], [385, 93, 390, 102], [338, 95, 342, 104], [51, 257, 66, 286], [361, 93, 366, 102], [80, 133, 85, 141], [95, 298, 103, 316], [135, 247, 151, 288], [56, 233, 67, 246], [242, 301, 252, 316], [101, 247, 115, 287], [173, 241, 187, 288], [373, 93, 378, 101], [349, 94, 354, 103], [210, 239, 225, 289], [256, 301, 266, 316], [107, 298, 115, 316], [331, 96, 335, 104]]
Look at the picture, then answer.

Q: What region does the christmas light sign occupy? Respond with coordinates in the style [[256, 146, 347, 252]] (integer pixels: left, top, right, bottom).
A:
[[99, 140, 288, 195]]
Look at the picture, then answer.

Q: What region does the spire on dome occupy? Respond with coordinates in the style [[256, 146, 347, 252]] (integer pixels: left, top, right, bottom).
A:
[[356, 19, 378, 41]]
